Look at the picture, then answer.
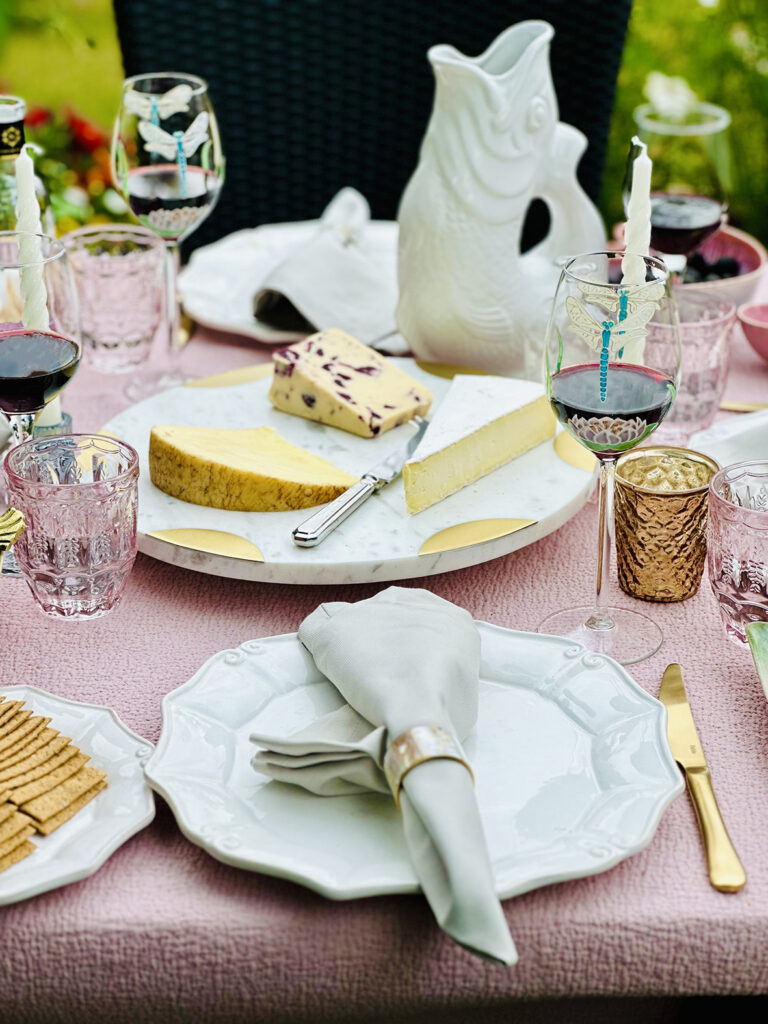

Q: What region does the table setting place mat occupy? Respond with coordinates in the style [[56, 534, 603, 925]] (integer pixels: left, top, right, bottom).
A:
[[144, 586, 683, 966]]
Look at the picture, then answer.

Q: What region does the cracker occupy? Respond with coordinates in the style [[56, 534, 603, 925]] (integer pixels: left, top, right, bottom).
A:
[[0, 802, 16, 825], [0, 839, 35, 872], [0, 824, 34, 859], [0, 788, 10, 804], [0, 810, 31, 844], [2, 745, 80, 790], [0, 710, 32, 741], [0, 717, 50, 760], [0, 728, 61, 771], [9, 752, 88, 805], [0, 736, 72, 782], [33, 780, 107, 835], [0, 700, 22, 728], [21, 765, 107, 822]]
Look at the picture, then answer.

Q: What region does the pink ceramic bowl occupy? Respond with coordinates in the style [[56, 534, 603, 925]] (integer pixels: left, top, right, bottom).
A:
[[738, 301, 768, 362], [613, 223, 767, 308], [690, 224, 768, 308]]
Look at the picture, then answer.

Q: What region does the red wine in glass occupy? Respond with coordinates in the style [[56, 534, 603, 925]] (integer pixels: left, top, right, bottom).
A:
[[0, 330, 80, 415], [649, 192, 724, 257], [549, 363, 676, 458]]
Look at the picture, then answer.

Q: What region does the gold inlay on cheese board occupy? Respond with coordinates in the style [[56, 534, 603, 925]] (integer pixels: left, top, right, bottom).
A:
[[185, 362, 274, 388], [146, 529, 264, 562], [553, 431, 597, 473], [419, 519, 536, 556]]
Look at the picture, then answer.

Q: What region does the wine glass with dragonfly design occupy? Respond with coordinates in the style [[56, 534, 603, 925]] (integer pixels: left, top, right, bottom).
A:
[[111, 72, 224, 390], [539, 251, 681, 665]]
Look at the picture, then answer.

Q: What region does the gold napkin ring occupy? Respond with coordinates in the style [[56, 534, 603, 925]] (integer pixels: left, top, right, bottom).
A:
[[383, 725, 474, 809]]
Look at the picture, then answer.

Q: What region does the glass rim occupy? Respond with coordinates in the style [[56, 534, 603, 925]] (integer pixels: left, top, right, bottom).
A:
[[616, 446, 719, 496], [5, 433, 140, 489], [655, 289, 736, 331], [560, 250, 669, 288], [0, 231, 67, 270], [709, 459, 768, 515], [61, 222, 167, 251], [633, 101, 731, 136], [122, 71, 208, 97]]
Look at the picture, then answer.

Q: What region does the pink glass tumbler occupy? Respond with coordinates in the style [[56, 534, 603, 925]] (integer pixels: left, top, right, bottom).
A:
[[5, 434, 139, 619]]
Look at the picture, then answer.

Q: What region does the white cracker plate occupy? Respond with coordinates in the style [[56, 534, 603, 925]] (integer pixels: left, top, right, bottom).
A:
[[0, 687, 155, 905]]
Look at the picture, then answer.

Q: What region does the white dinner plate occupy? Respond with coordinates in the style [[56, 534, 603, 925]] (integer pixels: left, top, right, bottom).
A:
[[144, 625, 682, 900], [178, 221, 398, 343], [101, 360, 595, 585], [689, 410, 768, 468], [0, 687, 155, 905]]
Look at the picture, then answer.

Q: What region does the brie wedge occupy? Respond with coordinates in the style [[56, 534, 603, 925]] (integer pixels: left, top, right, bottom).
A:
[[402, 376, 556, 514]]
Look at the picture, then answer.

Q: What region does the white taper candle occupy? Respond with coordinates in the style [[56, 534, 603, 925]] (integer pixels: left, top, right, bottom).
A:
[[14, 144, 50, 332], [621, 137, 652, 287]]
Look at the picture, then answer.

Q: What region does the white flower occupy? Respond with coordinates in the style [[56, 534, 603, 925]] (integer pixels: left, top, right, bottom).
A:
[[644, 72, 699, 121]]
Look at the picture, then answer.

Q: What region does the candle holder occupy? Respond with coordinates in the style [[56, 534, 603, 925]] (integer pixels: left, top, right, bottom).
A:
[[614, 446, 719, 602]]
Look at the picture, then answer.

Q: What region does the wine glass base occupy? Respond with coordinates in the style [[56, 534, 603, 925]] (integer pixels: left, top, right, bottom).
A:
[[538, 605, 663, 666]]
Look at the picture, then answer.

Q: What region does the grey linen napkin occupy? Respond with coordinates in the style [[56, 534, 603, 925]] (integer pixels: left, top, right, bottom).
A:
[[250, 587, 517, 966], [252, 188, 406, 353]]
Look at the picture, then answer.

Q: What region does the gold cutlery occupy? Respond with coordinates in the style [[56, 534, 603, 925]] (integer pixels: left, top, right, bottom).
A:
[[719, 399, 768, 413], [659, 663, 746, 892]]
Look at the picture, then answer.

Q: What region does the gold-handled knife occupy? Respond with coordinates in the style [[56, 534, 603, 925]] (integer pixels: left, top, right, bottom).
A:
[[660, 663, 746, 893]]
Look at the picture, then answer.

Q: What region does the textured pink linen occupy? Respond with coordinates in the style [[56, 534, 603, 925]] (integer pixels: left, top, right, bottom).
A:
[[2, 305, 768, 1023]]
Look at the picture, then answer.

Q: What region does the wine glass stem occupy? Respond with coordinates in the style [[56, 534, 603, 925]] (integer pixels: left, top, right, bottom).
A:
[[588, 457, 616, 632], [166, 242, 181, 375]]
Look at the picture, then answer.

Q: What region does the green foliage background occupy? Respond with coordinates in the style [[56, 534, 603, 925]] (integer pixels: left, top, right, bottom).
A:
[[0, 1, 766, 243], [602, 0, 768, 244]]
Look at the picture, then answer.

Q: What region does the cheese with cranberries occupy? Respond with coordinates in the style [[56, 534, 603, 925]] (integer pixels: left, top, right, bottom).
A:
[[268, 329, 432, 438]]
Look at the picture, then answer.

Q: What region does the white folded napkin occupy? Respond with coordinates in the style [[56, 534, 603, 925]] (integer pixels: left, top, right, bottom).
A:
[[251, 586, 517, 966], [253, 188, 406, 353]]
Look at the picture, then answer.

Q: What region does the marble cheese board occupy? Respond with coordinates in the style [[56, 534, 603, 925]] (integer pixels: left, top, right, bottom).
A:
[[101, 360, 596, 585]]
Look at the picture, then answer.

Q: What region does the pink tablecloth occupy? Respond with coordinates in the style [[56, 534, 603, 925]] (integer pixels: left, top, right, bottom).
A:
[[2, 305, 768, 1023]]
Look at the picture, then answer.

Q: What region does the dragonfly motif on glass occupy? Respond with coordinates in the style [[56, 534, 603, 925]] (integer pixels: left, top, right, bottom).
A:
[[138, 112, 209, 198], [565, 295, 658, 402]]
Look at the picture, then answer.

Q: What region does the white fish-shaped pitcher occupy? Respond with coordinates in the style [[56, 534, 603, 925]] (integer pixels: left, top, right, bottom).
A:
[[396, 20, 605, 379]]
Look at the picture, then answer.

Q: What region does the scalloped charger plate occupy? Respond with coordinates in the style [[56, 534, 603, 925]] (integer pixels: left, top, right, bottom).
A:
[[144, 625, 682, 900], [0, 687, 155, 906]]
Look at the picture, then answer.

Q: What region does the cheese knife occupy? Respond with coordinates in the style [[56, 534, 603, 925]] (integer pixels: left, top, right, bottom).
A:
[[659, 663, 746, 892], [292, 416, 429, 547]]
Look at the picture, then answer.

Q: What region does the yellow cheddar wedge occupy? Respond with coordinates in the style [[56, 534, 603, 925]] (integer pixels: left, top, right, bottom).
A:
[[149, 425, 358, 512], [269, 328, 432, 438]]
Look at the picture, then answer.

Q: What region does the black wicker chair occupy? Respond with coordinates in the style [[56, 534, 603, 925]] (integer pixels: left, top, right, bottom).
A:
[[113, 0, 632, 250]]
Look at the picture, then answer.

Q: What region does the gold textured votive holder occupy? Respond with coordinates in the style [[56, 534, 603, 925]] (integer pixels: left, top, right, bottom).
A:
[[615, 446, 719, 603]]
